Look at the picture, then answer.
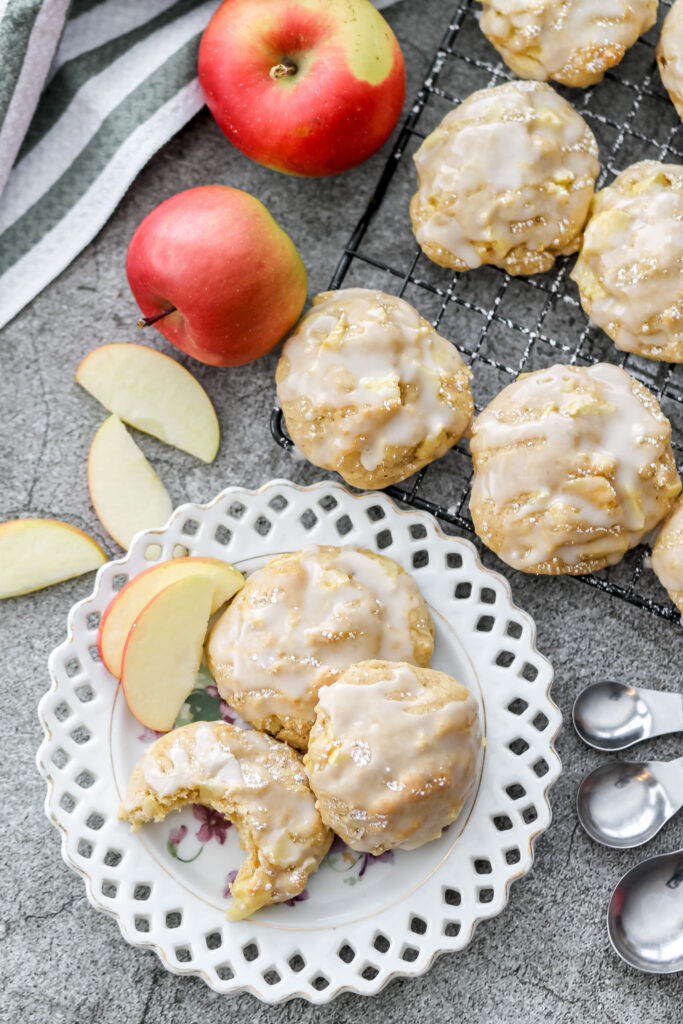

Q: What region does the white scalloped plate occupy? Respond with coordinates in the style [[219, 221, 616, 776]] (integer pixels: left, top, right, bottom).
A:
[[37, 479, 561, 1003]]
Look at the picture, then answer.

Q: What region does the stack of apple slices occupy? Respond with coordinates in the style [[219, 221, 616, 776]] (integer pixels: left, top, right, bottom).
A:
[[98, 557, 244, 730]]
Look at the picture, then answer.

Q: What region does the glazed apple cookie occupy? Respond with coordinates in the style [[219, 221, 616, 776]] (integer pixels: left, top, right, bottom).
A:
[[572, 162, 683, 361], [410, 81, 599, 275], [207, 545, 434, 750], [119, 721, 332, 920], [652, 496, 683, 612], [478, 0, 657, 87], [658, 0, 683, 122], [303, 660, 481, 854], [469, 363, 681, 574], [276, 288, 473, 489]]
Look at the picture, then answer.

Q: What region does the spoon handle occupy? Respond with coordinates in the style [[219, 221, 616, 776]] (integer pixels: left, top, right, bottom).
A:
[[642, 689, 683, 741], [650, 755, 683, 810]]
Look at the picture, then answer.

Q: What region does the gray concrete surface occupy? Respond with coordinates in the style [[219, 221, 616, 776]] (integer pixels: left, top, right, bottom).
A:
[[2, 1, 683, 1021]]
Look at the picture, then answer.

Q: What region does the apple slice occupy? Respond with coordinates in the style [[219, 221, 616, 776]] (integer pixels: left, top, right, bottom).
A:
[[98, 556, 243, 677], [88, 415, 173, 550], [121, 574, 214, 731], [0, 518, 106, 599], [77, 343, 219, 463]]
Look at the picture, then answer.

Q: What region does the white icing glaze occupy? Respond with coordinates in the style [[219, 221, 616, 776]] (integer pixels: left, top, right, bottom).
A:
[[207, 545, 433, 739], [139, 741, 196, 798], [276, 288, 472, 475], [658, 0, 683, 120], [193, 723, 245, 787], [470, 363, 681, 571], [652, 496, 683, 595], [572, 162, 683, 361], [410, 81, 599, 275], [305, 662, 481, 852], [479, 0, 657, 86]]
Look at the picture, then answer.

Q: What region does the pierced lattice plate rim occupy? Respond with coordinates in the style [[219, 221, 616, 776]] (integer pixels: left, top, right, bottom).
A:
[[36, 479, 562, 1004]]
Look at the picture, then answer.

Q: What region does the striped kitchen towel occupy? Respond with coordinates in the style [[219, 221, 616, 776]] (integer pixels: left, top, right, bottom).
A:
[[0, 0, 400, 331]]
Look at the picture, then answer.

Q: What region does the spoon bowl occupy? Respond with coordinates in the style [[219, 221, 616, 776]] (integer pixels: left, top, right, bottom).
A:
[[577, 761, 676, 849], [573, 681, 683, 751], [573, 682, 653, 750], [608, 850, 683, 973]]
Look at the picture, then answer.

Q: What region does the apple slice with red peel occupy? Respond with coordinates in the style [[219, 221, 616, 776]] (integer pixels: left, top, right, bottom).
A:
[[0, 518, 106, 599], [88, 414, 173, 550], [121, 574, 214, 731], [98, 556, 243, 677], [76, 344, 219, 463]]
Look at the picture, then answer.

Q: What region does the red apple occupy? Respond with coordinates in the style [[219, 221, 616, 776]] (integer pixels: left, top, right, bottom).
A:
[[198, 0, 406, 177], [126, 185, 307, 366]]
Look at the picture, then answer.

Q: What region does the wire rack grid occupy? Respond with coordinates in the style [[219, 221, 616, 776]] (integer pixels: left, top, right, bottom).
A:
[[272, 0, 683, 622]]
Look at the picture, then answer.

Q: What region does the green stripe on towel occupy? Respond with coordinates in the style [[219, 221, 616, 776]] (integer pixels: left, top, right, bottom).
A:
[[0, 1, 44, 125], [19, 0, 207, 159]]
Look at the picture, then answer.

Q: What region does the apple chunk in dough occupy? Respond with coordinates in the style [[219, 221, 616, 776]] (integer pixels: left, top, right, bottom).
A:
[[98, 556, 244, 677], [0, 518, 106, 599], [88, 414, 173, 550], [76, 343, 219, 463], [121, 574, 215, 731]]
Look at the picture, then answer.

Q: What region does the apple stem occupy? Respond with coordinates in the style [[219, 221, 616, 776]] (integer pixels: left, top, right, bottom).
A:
[[270, 61, 297, 80], [137, 305, 177, 329]]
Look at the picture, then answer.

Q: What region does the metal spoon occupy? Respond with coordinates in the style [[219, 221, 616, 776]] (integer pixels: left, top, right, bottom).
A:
[[577, 756, 683, 848], [608, 849, 683, 973], [573, 681, 683, 751]]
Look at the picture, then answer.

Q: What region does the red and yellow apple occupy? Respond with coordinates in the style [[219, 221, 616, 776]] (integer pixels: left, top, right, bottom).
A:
[[198, 0, 406, 177], [126, 185, 307, 366]]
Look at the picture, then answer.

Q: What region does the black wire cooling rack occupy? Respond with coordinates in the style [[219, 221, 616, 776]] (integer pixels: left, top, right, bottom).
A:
[[272, 0, 683, 622]]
